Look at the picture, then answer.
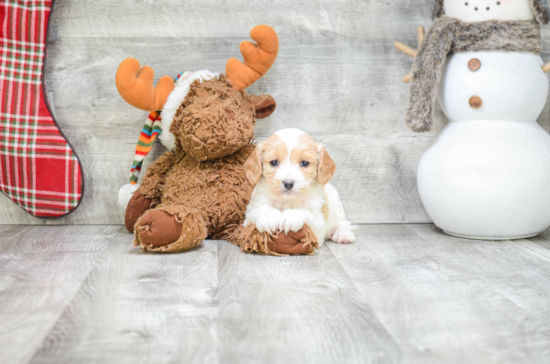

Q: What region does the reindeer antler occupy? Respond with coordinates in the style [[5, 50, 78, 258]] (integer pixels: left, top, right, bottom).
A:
[[115, 58, 175, 111], [395, 26, 425, 83], [226, 25, 279, 91]]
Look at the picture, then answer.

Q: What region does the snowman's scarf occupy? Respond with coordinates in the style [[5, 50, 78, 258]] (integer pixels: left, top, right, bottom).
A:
[[407, 16, 542, 132]]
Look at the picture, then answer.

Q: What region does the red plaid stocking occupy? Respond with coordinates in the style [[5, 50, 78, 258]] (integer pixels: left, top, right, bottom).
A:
[[0, 0, 83, 218]]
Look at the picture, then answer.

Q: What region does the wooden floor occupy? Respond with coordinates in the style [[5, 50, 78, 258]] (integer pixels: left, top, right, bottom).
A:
[[1, 225, 550, 363]]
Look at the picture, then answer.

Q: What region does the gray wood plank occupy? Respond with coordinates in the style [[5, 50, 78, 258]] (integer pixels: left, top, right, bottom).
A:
[[4, 0, 549, 224], [0, 225, 119, 364], [327, 224, 550, 364], [30, 228, 218, 364], [2, 224, 550, 363], [520, 227, 550, 253], [217, 241, 402, 364]]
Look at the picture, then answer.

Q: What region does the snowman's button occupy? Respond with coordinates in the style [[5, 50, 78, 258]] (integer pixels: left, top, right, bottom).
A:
[[468, 58, 481, 71], [469, 96, 482, 109]]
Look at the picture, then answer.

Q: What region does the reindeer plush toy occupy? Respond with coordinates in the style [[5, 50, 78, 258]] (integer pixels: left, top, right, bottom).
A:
[[117, 25, 318, 255]]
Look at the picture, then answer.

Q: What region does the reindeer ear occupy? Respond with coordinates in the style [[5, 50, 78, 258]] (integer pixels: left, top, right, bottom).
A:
[[317, 146, 336, 185], [249, 94, 276, 119], [244, 145, 263, 185]]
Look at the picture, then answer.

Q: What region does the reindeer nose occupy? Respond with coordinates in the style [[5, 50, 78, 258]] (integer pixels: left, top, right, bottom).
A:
[[283, 180, 294, 190]]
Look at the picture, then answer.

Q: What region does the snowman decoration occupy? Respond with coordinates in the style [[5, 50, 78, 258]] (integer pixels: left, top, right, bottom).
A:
[[396, 0, 550, 239]]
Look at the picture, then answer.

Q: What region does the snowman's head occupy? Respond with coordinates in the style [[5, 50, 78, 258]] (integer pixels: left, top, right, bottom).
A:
[[433, 0, 550, 23]]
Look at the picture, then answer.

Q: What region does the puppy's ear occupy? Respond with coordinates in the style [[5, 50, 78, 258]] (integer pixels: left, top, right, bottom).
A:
[[317, 145, 336, 185], [249, 95, 276, 119], [244, 145, 263, 185]]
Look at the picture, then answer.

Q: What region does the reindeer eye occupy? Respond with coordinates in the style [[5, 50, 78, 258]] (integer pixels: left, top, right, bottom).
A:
[[270, 160, 279, 167], [301, 161, 310, 167]]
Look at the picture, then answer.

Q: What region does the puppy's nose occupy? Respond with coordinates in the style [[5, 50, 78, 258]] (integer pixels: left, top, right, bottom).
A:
[[283, 179, 294, 190]]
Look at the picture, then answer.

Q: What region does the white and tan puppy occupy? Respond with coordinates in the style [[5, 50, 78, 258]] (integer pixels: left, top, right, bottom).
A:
[[243, 128, 355, 245]]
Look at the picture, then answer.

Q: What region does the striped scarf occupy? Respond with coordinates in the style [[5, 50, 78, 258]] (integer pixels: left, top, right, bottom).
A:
[[129, 72, 185, 185]]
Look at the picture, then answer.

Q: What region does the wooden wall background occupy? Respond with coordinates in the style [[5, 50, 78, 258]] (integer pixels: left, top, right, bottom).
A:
[[1, 0, 549, 225]]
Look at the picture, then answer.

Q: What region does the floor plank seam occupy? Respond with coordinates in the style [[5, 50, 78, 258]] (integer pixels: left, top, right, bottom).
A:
[[27, 227, 123, 362]]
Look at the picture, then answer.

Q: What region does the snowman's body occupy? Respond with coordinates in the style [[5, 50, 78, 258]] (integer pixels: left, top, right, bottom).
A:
[[418, 51, 550, 239]]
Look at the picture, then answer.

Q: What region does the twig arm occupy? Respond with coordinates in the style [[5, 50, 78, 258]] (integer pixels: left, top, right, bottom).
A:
[[395, 26, 425, 82], [394, 41, 417, 58]]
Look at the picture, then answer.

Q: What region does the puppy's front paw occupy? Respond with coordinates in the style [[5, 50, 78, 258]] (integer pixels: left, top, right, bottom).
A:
[[279, 209, 307, 233], [331, 226, 355, 244], [255, 209, 282, 235]]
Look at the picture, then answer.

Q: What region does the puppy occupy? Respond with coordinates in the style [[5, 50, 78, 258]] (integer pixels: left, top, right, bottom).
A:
[[243, 128, 355, 245]]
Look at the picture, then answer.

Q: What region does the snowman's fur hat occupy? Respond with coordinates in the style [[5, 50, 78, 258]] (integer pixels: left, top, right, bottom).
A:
[[432, 0, 550, 24]]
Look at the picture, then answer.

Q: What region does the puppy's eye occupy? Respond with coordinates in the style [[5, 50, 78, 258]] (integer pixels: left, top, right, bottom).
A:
[[270, 160, 279, 167], [301, 161, 310, 167]]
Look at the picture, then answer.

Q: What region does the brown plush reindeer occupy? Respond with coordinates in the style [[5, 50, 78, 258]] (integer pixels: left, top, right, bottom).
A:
[[117, 25, 318, 255]]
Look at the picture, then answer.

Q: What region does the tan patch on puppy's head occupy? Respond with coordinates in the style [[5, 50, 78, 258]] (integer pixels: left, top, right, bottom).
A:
[[243, 133, 288, 189], [317, 145, 336, 185], [260, 134, 288, 194], [290, 134, 319, 183], [290, 134, 336, 186], [244, 146, 262, 185]]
